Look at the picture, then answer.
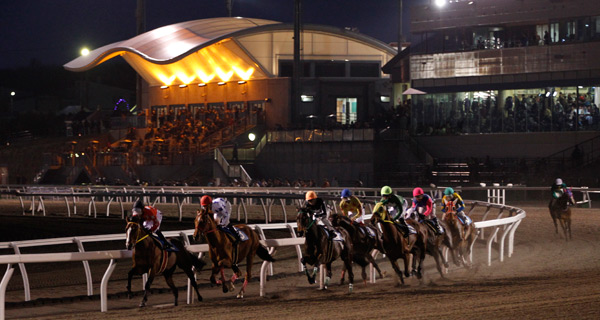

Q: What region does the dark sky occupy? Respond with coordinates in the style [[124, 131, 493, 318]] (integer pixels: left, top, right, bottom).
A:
[[0, 0, 425, 70]]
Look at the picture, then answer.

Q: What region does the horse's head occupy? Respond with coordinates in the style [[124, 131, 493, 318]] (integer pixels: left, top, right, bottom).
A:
[[296, 207, 312, 237], [370, 202, 387, 224], [125, 217, 142, 250], [330, 213, 350, 227], [193, 209, 214, 241]]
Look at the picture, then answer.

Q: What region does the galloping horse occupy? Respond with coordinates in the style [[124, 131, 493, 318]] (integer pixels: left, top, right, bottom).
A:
[[369, 203, 421, 285], [296, 208, 354, 292], [406, 213, 451, 279], [441, 205, 476, 267], [549, 191, 573, 241], [193, 209, 275, 299], [330, 213, 384, 284], [125, 218, 205, 307]]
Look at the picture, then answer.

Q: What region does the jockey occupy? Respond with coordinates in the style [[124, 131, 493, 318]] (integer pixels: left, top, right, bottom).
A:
[[441, 187, 472, 225], [131, 199, 171, 249], [339, 188, 364, 223], [407, 187, 444, 235], [379, 185, 411, 238], [550, 178, 575, 208], [304, 190, 338, 239], [211, 197, 242, 244]]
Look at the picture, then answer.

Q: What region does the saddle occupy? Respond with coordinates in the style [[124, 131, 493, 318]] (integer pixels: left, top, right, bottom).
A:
[[423, 220, 443, 235], [218, 226, 249, 242], [148, 234, 178, 252], [358, 225, 377, 238]]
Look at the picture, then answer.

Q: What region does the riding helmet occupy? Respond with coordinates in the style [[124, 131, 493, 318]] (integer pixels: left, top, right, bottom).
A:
[[444, 187, 455, 196], [200, 195, 212, 207], [413, 187, 425, 197], [305, 190, 317, 201], [555, 178, 563, 185], [341, 189, 352, 198], [380, 186, 393, 196], [132, 199, 144, 216]]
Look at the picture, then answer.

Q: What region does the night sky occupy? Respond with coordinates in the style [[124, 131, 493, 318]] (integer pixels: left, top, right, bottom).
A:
[[0, 0, 425, 70]]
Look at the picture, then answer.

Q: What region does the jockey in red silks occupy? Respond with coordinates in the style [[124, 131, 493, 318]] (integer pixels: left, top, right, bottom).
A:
[[406, 187, 444, 235], [132, 200, 171, 249]]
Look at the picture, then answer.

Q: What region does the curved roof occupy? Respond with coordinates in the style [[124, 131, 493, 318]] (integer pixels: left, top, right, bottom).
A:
[[64, 17, 280, 71], [65, 17, 397, 86]]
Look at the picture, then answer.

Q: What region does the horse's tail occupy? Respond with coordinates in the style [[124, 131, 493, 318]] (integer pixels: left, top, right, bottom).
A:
[[256, 245, 275, 262], [171, 238, 206, 271]]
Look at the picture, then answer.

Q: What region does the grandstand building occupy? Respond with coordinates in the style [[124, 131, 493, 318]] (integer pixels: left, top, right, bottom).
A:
[[381, 0, 600, 185], [65, 17, 396, 130]]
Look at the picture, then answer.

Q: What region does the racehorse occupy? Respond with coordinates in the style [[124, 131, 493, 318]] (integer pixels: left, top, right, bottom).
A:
[[296, 208, 354, 292], [330, 213, 384, 284], [125, 218, 205, 307], [405, 212, 452, 279], [369, 203, 421, 285], [193, 209, 275, 299], [549, 191, 573, 241], [441, 205, 476, 267]]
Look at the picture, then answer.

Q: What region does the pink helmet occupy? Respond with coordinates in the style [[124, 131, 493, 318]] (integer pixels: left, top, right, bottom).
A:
[[413, 187, 424, 197]]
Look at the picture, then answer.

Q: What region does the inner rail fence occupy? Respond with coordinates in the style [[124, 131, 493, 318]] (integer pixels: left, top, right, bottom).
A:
[[0, 185, 595, 222], [0, 193, 525, 320]]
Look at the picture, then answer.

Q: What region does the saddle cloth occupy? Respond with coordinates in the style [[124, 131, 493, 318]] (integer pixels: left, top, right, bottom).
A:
[[359, 225, 377, 238], [320, 226, 344, 241]]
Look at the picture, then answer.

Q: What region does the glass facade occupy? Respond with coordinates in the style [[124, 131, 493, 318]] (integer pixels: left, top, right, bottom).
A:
[[411, 87, 599, 135]]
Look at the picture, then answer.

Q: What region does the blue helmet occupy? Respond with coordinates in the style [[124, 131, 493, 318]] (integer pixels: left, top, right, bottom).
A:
[[341, 189, 352, 198]]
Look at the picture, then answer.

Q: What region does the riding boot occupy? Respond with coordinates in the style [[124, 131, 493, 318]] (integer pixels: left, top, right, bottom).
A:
[[227, 225, 240, 245], [457, 211, 471, 225], [432, 217, 444, 235], [155, 230, 172, 249], [396, 219, 410, 238]]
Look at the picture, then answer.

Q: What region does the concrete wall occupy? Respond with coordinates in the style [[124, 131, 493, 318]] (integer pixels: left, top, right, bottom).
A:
[[256, 141, 375, 186], [416, 131, 599, 159]]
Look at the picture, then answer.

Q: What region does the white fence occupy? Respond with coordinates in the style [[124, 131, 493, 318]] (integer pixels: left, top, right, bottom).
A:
[[0, 199, 526, 320]]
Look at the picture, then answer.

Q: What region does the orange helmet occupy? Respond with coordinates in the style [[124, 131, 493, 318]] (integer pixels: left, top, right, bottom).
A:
[[200, 195, 212, 207], [305, 191, 317, 201]]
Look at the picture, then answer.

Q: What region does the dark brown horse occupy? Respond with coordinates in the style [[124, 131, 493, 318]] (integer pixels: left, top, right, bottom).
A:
[[549, 192, 573, 241], [369, 203, 421, 285], [193, 209, 275, 299], [296, 208, 354, 292], [441, 206, 476, 267], [330, 213, 384, 284], [406, 213, 451, 279], [125, 218, 205, 307]]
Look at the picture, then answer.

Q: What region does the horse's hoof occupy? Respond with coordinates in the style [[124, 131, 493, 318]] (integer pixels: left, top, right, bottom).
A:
[[325, 276, 331, 286], [348, 283, 353, 293], [236, 292, 244, 299], [444, 262, 450, 268], [340, 278, 345, 285], [222, 285, 229, 293], [197, 295, 203, 302], [139, 302, 146, 308]]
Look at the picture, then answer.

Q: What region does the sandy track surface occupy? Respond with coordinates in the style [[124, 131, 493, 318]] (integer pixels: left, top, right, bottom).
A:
[[3, 204, 600, 319]]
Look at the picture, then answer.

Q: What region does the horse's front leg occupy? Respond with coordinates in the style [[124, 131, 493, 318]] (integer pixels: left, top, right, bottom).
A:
[[219, 264, 233, 293], [324, 262, 333, 289], [301, 255, 317, 284], [140, 271, 155, 307], [126, 268, 135, 299], [343, 255, 354, 293]]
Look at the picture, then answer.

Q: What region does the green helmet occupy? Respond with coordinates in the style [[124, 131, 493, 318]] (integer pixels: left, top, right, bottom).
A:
[[444, 187, 455, 196], [381, 186, 393, 196]]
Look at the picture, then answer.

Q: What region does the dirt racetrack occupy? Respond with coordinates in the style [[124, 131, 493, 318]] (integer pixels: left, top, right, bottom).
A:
[[2, 203, 600, 320]]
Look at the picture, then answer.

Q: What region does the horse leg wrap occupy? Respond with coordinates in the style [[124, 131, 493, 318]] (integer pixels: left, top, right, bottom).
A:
[[231, 274, 238, 282]]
